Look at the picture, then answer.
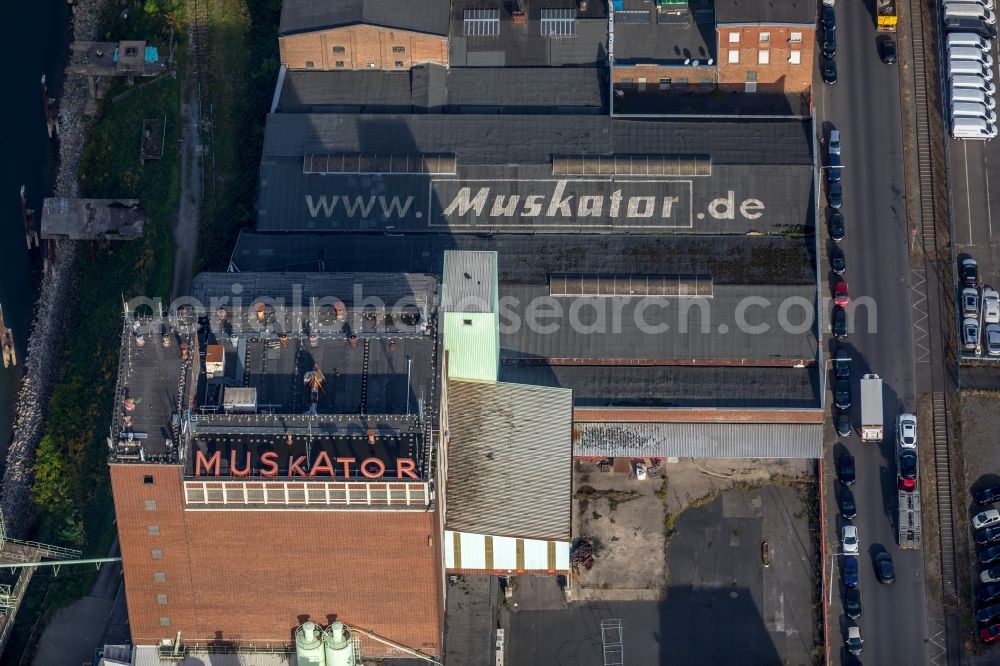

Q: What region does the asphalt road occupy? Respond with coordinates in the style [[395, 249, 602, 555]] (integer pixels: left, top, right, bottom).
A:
[[814, 3, 926, 664]]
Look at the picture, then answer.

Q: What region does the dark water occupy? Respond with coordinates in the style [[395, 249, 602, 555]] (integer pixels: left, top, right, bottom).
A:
[[0, 1, 70, 454]]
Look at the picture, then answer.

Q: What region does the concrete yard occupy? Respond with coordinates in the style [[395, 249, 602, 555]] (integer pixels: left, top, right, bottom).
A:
[[508, 460, 820, 664]]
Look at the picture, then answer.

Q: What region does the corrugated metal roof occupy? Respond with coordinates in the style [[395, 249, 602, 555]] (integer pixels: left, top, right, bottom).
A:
[[280, 0, 450, 36], [442, 251, 496, 313], [573, 421, 823, 458], [446, 379, 573, 540], [715, 0, 815, 25], [133, 646, 296, 666]]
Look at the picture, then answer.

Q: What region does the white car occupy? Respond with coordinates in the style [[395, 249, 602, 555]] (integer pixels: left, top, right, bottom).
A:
[[846, 625, 863, 655], [984, 287, 1000, 323], [975, 509, 1000, 530], [964, 317, 981, 351], [842, 525, 860, 554], [983, 566, 1000, 583], [897, 413, 917, 449]]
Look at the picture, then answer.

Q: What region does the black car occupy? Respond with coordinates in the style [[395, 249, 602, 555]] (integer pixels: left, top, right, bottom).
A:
[[822, 5, 836, 31], [827, 152, 842, 183], [975, 485, 1000, 505], [831, 245, 846, 275], [875, 551, 896, 584], [822, 58, 838, 85], [898, 450, 918, 491], [823, 33, 837, 59], [835, 347, 851, 379], [839, 488, 857, 520], [829, 211, 845, 241], [836, 411, 852, 437], [981, 545, 1000, 565], [833, 305, 848, 339], [978, 604, 1000, 624], [980, 527, 1000, 546], [963, 258, 980, 288], [844, 586, 861, 619], [944, 17, 998, 39], [835, 378, 851, 409], [980, 583, 1000, 603], [838, 453, 856, 486], [828, 181, 843, 208], [878, 36, 896, 64]]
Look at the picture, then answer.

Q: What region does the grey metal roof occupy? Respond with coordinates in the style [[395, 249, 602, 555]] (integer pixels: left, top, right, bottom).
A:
[[442, 251, 496, 313], [613, 0, 717, 64], [274, 66, 604, 114], [279, 0, 450, 36], [133, 646, 296, 666], [714, 0, 815, 25], [446, 379, 573, 541], [262, 113, 813, 166], [574, 421, 823, 458]]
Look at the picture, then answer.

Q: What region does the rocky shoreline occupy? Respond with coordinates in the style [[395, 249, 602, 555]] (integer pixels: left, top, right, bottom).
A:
[[0, 0, 104, 536]]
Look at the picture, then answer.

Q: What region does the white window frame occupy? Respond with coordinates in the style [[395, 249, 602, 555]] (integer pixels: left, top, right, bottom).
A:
[[758, 50, 770, 65], [728, 49, 740, 64], [760, 32, 770, 43], [728, 32, 740, 44], [790, 31, 803, 43], [789, 50, 802, 65]]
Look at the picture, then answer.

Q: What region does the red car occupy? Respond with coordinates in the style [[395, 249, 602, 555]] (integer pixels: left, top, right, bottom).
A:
[[835, 281, 850, 306], [981, 623, 1000, 643], [898, 477, 916, 492]]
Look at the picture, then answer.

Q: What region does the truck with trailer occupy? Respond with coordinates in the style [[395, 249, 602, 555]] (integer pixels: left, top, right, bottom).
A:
[[860, 374, 885, 442], [877, 0, 898, 32]]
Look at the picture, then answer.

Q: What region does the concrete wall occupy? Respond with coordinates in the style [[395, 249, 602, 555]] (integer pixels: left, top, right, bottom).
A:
[[279, 25, 448, 71], [111, 464, 444, 656], [716, 25, 815, 93], [612, 64, 717, 89]]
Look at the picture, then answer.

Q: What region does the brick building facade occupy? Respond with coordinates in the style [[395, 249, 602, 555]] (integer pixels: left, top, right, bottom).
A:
[[279, 25, 448, 71], [716, 25, 815, 93]]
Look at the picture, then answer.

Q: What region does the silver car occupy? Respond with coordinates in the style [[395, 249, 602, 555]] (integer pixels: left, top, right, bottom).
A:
[[985, 287, 1000, 323], [964, 287, 981, 318], [964, 317, 981, 350]]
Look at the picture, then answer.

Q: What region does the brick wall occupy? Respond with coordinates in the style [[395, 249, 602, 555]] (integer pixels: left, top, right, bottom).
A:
[[612, 64, 717, 89], [716, 25, 815, 93], [279, 25, 448, 71], [111, 464, 444, 657]]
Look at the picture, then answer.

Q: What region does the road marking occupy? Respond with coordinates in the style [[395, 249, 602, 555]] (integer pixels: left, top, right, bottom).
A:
[[965, 143, 975, 246], [910, 268, 931, 362]]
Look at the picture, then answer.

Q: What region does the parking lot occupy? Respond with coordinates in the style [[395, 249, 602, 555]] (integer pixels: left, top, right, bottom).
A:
[[505, 460, 820, 664]]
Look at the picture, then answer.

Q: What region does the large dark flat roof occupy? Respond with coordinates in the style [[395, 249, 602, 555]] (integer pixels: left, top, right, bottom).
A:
[[614, 0, 717, 64], [279, 0, 450, 36], [714, 0, 815, 25]]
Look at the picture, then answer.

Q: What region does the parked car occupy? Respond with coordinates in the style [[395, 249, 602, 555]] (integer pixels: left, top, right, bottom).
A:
[[982, 623, 1000, 643], [975, 509, 1000, 530], [838, 453, 856, 485], [974, 484, 1000, 504], [964, 287, 981, 318], [839, 488, 857, 520], [844, 587, 861, 619], [980, 583, 1000, 603], [964, 317, 981, 351], [983, 566, 1000, 583], [835, 280, 850, 306], [875, 551, 896, 584], [979, 527, 1000, 545], [963, 257, 980, 287], [829, 211, 845, 241], [835, 378, 851, 409], [831, 245, 846, 275], [836, 410, 852, 437], [978, 603, 1000, 624], [828, 180, 843, 206], [878, 35, 897, 63], [842, 554, 859, 587], [898, 450, 918, 492], [827, 151, 842, 183], [822, 5, 836, 31], [845, 625, 863, 655], [842, 525, 860, 554], [984, 287, 1000, 323], [897, 413, 917, 449], [980, 545, 1000, 565], [835, 347, 851, 379], [986, 324, 1000, 356], [833, 306, 848, 339], [823, 32, 838, 58]]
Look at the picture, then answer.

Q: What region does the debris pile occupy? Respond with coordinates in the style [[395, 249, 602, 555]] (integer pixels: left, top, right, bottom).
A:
[[571, 539, 595, 572]]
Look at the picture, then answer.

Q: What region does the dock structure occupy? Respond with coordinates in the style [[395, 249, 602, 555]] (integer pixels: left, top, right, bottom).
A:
[[0, 307, 15, 369], [18, 187, 38, 251], [69, 40, 168, 100], [40, 198, 146, 241], [39, 75, 57, 140]]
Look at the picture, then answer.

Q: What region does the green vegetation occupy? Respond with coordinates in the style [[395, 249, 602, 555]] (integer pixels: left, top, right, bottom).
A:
[[198, 0, 280, 269], [575, 485, 640, 511]]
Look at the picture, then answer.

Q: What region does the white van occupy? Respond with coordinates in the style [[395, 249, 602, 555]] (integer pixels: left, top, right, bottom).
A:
[[945, 0, 995, 11], [953, 74, 997, 94], [947, 32, 992, 50], [953, 101, 998, 123], [952, 117, 998, 139], [949, 58, 996, 79], [952, 86, 997, 109], [949, 45, 995, 66], [944, 4, 997, 24]]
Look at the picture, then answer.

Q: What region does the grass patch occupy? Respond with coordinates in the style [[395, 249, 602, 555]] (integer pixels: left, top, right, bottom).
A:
[[3, 17, 182, 665], [575, 485, 641, 511], [655, 477, 669, 499]]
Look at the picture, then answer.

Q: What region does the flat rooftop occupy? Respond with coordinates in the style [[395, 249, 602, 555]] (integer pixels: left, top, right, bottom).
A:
[[258, 114, 814, 235], [613, 0, 717, 64], [110, 273, 440, 476]]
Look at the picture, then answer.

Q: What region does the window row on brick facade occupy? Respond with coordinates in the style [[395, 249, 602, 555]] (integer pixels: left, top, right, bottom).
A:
[[727, 50, 805, 65], [728, 31, 804, 44]]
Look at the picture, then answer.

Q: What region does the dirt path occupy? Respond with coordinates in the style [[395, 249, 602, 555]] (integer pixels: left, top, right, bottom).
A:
[[171, 78, 202, 299]]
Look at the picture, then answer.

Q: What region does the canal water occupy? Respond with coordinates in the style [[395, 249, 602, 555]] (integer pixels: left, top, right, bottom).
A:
[[0, 1, 70, 456]]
